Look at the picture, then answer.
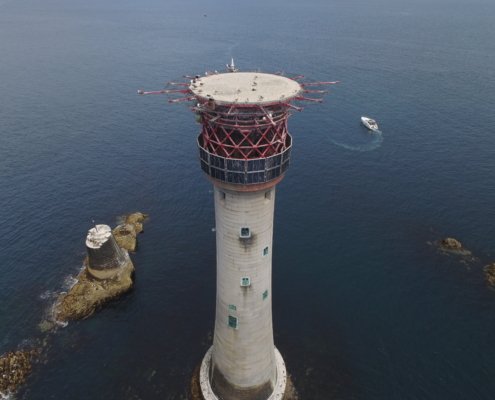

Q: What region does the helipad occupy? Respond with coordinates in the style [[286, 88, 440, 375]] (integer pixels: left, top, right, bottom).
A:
[[189, 72, 302, 105]]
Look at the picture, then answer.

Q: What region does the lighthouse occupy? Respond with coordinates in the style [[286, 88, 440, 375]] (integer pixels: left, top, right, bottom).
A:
[[139, 63, 335, 400]]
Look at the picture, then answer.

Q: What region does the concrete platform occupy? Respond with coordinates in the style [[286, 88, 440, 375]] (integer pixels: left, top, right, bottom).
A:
[[190, 346, 298, 400], [190, 72, 302, 105]]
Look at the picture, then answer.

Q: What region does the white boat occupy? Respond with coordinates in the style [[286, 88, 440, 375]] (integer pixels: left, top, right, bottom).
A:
[[361, 116, 379, 132]]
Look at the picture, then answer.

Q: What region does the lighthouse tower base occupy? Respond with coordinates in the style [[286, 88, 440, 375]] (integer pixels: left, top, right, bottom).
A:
[[190, 347, 298, 400]]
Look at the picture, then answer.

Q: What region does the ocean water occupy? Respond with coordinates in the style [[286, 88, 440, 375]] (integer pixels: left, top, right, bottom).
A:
[[1, 0, 495, 399]]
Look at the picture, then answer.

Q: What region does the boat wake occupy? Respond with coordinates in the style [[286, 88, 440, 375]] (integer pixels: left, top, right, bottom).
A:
[[328, 130, 383, 152]]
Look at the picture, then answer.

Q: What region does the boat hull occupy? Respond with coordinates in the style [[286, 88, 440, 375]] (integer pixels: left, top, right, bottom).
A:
[[361, 116, 379, 132]]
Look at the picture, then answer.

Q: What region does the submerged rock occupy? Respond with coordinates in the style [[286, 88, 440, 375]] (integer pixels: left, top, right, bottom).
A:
[[484, 263, 495, 287], [38, 319, 56, 333], [0, 349, 39, 396]]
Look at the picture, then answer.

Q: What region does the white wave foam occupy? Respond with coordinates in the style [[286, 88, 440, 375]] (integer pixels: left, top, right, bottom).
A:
[[62, 275, 78, 291], [39, 290, 57, 300], [55, 319, 68, 328], [1, 391, 13, 400]]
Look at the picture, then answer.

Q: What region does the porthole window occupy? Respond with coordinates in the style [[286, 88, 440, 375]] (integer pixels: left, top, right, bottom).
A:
[[263, 290, 269, 300], [263, 246, 269, 256]]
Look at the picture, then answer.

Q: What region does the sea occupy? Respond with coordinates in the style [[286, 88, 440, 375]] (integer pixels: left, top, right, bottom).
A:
[[1, 0, 494, 399]]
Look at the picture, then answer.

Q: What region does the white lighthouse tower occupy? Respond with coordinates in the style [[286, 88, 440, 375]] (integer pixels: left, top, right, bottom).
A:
[[191, 71, 302, 400], [140, 64, 335, 400]]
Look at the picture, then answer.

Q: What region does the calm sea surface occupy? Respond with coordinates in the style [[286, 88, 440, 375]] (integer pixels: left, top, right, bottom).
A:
[[1, 0, 495, 399]]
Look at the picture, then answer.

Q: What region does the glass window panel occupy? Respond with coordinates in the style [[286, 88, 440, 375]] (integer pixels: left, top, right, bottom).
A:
[[228, 315, 238, 329]]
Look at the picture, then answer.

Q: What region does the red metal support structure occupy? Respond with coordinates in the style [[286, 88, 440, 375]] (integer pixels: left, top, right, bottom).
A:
[[139, 69, 337, 187], [195, 102, 290, 159]]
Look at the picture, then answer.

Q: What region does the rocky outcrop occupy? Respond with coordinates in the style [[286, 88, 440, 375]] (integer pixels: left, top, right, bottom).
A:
[[440, 237, 463, 250], [484, 263, 495, 287], [0, 349, 39, 396], [433, 237, 495, 292], [437, 237, 472, 256], [53, 212, 147, 322], [113, 223, 138, 252], [124, 212, 148, 234], [113, 212, 148, 252], [54, 257, 134, 321]]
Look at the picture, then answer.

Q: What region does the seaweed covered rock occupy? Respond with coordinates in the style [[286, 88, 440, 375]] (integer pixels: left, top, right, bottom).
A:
[[0, 349, 39, 396]]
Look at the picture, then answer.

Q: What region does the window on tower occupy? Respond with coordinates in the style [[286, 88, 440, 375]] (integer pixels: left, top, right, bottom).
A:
[[239, 227, 251, 239], [240, 277, 251, 287], [228, 315, 238, 329]]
